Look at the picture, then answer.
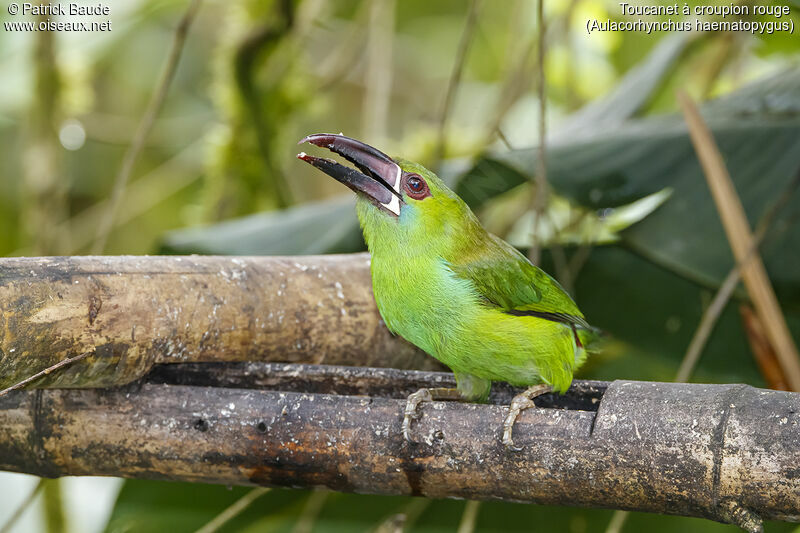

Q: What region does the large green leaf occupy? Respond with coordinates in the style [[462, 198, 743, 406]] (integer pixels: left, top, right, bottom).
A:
[[557, 245, 766, 386], [455, 30, 696, 208], [457, 68, 800, 308], [160, 195, 364, 255]]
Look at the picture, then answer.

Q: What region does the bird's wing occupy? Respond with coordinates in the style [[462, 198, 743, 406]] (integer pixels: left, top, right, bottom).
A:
[[447, 233, 590, 328]]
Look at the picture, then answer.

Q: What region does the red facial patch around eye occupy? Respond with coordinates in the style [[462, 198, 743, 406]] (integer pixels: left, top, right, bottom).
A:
[[402, 173, 431, 200]]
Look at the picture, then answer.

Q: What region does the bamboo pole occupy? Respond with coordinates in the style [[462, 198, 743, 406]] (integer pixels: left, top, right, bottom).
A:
[[0, 363, 797, 532], [0, 254, 433, 390]]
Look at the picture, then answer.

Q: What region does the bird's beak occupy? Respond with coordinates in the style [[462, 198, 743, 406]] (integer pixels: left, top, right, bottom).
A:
[[297, 133, 402, 216]]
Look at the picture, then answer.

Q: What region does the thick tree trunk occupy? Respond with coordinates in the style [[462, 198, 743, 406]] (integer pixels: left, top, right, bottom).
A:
[[0, 363, 797, 532], [0, 254, 434, 390]]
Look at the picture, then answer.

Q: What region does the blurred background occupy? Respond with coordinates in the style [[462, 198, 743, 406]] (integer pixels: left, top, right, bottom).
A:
[[1, 0, 799, 531]]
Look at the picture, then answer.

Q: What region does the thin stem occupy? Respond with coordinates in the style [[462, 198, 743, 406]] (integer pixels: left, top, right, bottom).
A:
[[560, 0, 583, 110], [564, 211, 596, 284], [0, 351, 92, 398], [434, 0, 481, 169], [536, 206, 571, 290], [528, 0, 548, 266], [0, 479, 46, 533], [604, 510, 629, 533], [91, 0, 202, 254], [371, 498, 431, 533], [698, 33, 736, 99], [316, 0, 371, 91], [290, 490, 329, 533], [456, 501, 481, 533], [64, 138, 204, 255], [194, 487, 270, 533], [483, 34, 537, 149], [401, 498, 430, 531], [496, 128, 514, 151], [676, 250, 754, 383], [41, 479, 65, 533]]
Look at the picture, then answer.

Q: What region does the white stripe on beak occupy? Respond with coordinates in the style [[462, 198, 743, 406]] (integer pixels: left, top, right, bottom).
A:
[[382, 195, 401, 216], [380, 162, 403, 216]]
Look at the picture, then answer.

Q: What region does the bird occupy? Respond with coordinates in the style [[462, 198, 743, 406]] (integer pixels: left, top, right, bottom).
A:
[[298, 133, 600, 449]]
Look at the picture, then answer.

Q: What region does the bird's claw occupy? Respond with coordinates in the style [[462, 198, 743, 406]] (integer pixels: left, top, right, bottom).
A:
[[402, 388, 433, 442], [501, 384, 552, 450], [502, 396, 536, 450]]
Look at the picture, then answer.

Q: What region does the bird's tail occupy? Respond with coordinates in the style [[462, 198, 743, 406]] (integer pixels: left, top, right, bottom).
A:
[[573, 324, 607, 368], [577, 326, 607, 354]]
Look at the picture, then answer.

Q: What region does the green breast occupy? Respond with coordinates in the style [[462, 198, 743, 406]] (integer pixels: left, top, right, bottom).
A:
[[369, 252, 578, 391], [369, 254, 480, 363]]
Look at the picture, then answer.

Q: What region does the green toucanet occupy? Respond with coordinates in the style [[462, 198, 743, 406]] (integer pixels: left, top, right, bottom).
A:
[[298, 133, 599, 448]]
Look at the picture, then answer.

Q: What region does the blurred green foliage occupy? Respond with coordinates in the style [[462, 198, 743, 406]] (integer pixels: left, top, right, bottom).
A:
[[107, 481, 798, 533], [1, 0, 800, 531]]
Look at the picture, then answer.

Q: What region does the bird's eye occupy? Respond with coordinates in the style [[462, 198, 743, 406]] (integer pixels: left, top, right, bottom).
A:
[[403, 173, 430, 200]]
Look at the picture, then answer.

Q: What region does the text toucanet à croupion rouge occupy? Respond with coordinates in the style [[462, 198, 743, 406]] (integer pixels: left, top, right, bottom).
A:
[[587, 3, 795, 35]]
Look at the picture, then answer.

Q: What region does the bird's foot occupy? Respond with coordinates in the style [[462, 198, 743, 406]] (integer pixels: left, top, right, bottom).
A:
[[402, 388, 433, 442], [502, 384, 552, 450], [402, 387, 462, 443]]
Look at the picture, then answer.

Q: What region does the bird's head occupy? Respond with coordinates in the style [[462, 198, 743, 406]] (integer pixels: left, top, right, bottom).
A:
[[298, 133, 475, 250]]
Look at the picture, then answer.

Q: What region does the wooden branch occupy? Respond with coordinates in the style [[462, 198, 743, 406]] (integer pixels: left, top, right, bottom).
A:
[[0, 254, 433, 390], [0, 363, 797, 532]]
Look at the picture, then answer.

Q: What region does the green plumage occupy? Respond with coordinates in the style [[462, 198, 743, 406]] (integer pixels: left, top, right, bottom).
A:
[[357, 159, 598, 401]]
